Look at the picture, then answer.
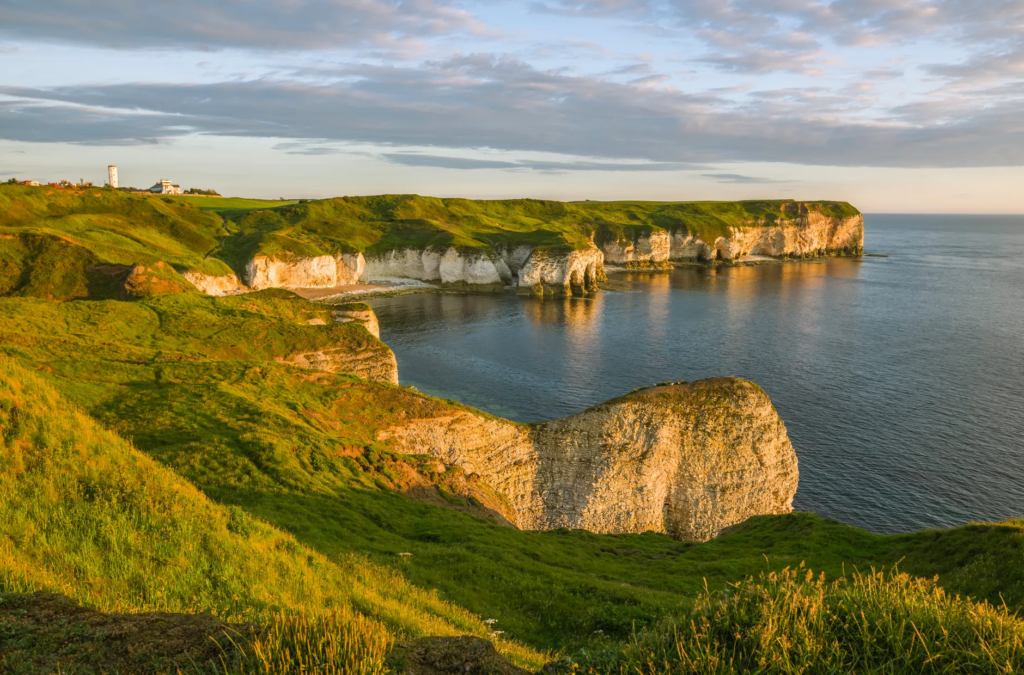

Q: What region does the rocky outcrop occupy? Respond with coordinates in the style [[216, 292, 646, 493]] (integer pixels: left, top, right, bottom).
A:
[[245, 252, 365, 290], [602, 231, 671, 264], [181, 270, 245, 296], [278, 342, 399, 385], [671, 209, 864, 262], [122, 262, 193, 299], [376, 378, 798, 541], [332, 302, 381, 339], [516, 243, 603, 297]]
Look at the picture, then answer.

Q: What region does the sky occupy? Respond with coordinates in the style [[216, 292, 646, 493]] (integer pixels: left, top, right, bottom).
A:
[[1, 0, 1023, 212]]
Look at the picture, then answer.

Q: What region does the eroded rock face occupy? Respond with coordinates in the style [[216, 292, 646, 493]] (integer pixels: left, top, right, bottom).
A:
[[332, 303, 381, 339], [245, 252, 365, 290], [278, 344, 399, 385], [181, 270, 246, 296], [377, 378, 798, 540], [602, 231, 671, 264], [671, 211, 865, 262], [361, 247, 505, 289], [517, 243, 604, 297], [242, 242, 606, 295]]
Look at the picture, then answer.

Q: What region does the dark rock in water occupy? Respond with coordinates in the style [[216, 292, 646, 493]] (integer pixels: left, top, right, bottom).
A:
[[387, 636, 530, 675], [0, 591, 256, 674]]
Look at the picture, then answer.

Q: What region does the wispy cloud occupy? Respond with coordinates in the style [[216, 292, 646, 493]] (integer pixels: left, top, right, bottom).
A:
[[384, 153, 697, 171], [0, 0, 482, 51], [702, 173, 792, 184]]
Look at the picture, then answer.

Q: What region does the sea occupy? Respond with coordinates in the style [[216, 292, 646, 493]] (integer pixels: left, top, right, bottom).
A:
[[369, 215, 1024, 534]]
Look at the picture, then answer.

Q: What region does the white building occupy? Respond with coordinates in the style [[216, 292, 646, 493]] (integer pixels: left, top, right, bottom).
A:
[[149, 179, 182, 195], [108, 165, 118, 189]]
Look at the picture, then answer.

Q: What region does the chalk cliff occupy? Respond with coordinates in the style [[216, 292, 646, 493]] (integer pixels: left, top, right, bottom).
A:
[[332, 302, 381, 339], [245, 253, 365, 290], [241, 243, 605, 296], [182, 270, 246, 296], [600, 206, 864, 266], [602, 230, 671, 264], [376, 377, 798, 541], [672, 209, 865, 262], [361, 247, 506, 290], [516, 243, 604, 297]]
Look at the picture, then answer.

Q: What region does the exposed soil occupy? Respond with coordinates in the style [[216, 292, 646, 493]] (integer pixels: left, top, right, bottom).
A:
[[0, 592, 256, 674]]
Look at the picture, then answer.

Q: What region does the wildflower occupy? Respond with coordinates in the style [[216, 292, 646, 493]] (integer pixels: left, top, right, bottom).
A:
[[398, 552, 412, 556], [484, 618, 498, 625]]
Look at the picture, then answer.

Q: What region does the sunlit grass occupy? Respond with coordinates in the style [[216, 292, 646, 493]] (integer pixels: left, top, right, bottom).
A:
[[589, 566, 1024, 674]]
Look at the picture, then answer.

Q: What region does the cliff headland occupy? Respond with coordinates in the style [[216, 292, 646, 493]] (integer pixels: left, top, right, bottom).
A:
[[0, 186, 863, 301]]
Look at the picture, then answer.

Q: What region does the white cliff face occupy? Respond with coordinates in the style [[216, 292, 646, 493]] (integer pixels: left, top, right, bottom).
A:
[[332, 304, 381, 339], [725, 213, 863, 260], [362, 247, 506, 287], [362, 249, 442, 282], [517, 243, 604, 297], [242, 243, 606, 294], [245, 253, 366, 290], [670, 232, 716, 261], [181, 271, 246, 296], [602, 231, 671, 264], [670, 212, 865, 262], [439, 248, 504, 286], [377, 377, 798, 541]]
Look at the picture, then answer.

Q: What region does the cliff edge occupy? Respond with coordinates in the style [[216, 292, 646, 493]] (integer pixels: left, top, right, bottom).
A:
[[377, 378, 798, 541]]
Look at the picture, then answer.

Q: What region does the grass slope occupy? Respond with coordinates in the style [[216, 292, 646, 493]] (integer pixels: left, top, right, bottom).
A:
[[0, 186, 233, 293], [0, 355, 545, 672], [2, 293, 1023, 660]]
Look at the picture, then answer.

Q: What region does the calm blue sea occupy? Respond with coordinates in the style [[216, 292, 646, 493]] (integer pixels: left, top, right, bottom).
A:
[[370, 215, 1024, 534]]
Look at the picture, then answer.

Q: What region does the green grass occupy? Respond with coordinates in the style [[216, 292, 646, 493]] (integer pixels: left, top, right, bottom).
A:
[[2, 292, 1023, 663], [588, 565, 1024, 673], [0, 355, 547, 673]]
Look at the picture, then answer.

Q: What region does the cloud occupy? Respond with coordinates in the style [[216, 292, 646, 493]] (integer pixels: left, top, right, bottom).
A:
[[383, 153, 697, 171], [533, 1, 1024, 77], [0, 0, 480, 51], [702, 173, 792, 184], [384, 154, 523, 169], [2, 51, 1024, 168]]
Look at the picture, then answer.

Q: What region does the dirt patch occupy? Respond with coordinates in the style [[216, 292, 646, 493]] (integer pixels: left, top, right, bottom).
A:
[[0, 591, 255, 674], [388, 636, 530, 675]]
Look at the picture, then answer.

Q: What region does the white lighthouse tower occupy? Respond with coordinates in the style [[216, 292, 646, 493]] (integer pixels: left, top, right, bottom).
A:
[[108, 165, 119, 189]]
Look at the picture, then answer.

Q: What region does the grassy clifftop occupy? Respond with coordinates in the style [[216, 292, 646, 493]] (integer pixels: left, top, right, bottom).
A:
[[0, 186, 861, 299], [218, 195, 862, 268]]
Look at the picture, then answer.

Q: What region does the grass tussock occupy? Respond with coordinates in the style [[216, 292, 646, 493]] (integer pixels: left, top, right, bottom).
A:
[[595, 565, 1024, 674], [219, 609, 389, 675]]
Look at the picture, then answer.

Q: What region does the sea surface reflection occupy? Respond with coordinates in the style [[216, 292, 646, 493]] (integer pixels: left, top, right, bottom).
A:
[[371, 215, 1024, 534]]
